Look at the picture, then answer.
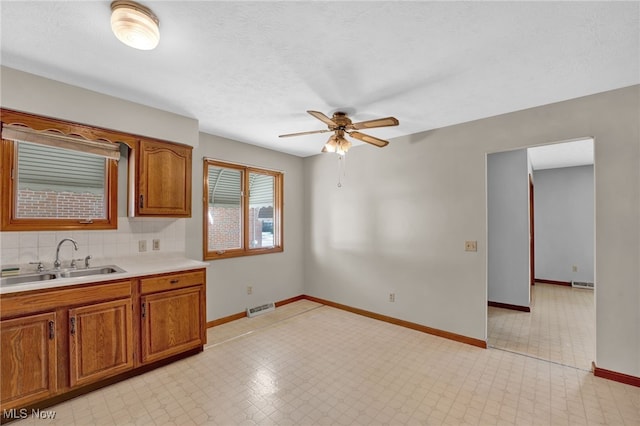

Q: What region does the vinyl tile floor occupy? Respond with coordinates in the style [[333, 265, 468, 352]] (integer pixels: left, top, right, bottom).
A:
[[488, 283, 595, 371], [10, 299, 639, 425]]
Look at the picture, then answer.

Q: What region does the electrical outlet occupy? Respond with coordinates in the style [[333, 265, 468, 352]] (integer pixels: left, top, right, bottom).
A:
[[572, 265, 578, 272], [389, 293, 395, 302], [152, 239, 160, 251], [247, 286, 253, 295], [138, 240, 147, 252], [465, 240, 477, 252]]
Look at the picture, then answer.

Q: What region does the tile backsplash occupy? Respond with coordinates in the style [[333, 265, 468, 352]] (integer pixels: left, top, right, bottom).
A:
[[0, 217, 186, 269]]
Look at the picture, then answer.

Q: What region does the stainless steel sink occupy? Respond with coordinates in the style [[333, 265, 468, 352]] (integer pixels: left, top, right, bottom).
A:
[[0, 273, 58, 285], [56, 265, 125, 278], [1, 265, 125, 286]]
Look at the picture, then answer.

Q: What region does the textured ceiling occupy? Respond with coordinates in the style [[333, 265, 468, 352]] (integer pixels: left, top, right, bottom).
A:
[[528, 139, 594, 171], [1, 1, 638, 157]]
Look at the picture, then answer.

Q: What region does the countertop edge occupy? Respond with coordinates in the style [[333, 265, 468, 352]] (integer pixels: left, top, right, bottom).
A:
[[0, 255, 209, 295]]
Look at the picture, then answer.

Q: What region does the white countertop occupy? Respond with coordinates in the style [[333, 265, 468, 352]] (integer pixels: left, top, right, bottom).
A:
[[0, 254, 208, 295]]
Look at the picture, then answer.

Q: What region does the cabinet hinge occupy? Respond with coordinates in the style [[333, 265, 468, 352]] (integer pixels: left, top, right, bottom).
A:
[[139, 194, 144, 208], [141, 303, 146, 318], [70, 317, 76, 335], [48, 320, 55, 340]]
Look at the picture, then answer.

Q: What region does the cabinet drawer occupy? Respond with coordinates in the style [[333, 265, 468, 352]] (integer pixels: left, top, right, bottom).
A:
[[1, 280, 132, 319], [140, 270, 204, 294]]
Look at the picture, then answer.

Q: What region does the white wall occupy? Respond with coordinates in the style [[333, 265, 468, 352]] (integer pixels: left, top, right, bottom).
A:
[[534, 165, 594, 283], [304, 85, 640, 378], [187, 133, 305, 321], [487, 149, 530, 307], [0, 66, 199, 147]]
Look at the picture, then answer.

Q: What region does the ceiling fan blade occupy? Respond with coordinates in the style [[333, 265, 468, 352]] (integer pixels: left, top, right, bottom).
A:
[[348, 131, 389, 148], [279, 129, 331, 138], [349, 116, 399, 130], [307, 110, 337, 127]]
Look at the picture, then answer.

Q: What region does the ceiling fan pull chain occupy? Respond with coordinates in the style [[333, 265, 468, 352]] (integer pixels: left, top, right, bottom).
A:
[[337, 155, 346, 188]]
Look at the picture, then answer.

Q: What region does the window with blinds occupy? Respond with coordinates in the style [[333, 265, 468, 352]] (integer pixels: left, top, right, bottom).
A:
[[1, 110, 120, 231], [15, 142, 108, 219], [204, 159, 283, 260]]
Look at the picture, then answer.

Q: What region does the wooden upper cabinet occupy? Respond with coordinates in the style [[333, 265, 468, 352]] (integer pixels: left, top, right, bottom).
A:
[[68, 298, 134, 388], [0, 312, 57, 411], [134, 139, 192, 217]]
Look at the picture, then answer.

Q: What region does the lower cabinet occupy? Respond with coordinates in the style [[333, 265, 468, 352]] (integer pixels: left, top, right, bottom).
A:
[[141, 287, 203, 363], [140, 270, 206, 364], [0, 268, 206, 413], [0, 312, 57, 410], [69, 298, 134, 388]]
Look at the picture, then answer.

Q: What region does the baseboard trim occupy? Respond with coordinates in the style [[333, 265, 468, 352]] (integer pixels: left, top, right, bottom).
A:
[[207, 312, 245, 328], [275, 294, 306, 307], [207, 294, 486, 348], [488, 301, 531, 312], [207, 294, 306, 328], [304, 295, 487, 349], [593, 363, 640, 387], [535, 278, 572, 286]]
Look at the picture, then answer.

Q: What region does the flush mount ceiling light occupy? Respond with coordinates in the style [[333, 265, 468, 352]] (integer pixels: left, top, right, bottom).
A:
[[110, 1, 159, 50]]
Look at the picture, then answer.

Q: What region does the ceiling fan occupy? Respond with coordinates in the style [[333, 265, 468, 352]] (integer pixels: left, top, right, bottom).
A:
[[279, 110, 399, 155]]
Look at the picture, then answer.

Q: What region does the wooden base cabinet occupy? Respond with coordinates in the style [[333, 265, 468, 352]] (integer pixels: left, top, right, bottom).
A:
[[0, 268, 205, 414], [0, 312, 57, 410], [141, 287, 203, 363], [69, 299, 134, 388], [140, 270, 206, 364]]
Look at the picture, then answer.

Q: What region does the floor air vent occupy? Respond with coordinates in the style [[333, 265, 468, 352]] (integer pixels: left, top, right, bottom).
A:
[[572, 281, 594, 289], [247, 302, 275, 317]]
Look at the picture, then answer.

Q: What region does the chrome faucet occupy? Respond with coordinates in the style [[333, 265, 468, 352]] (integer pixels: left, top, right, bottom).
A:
[[54, 238, 79, 269]]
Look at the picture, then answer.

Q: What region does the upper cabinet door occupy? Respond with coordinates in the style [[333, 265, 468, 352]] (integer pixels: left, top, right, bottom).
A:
[[136, 139, 192, 217]]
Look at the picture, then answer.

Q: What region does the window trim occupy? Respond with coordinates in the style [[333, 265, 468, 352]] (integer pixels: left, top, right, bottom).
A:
[[203, 159, 283, 260], [0, 109, 135, 231]]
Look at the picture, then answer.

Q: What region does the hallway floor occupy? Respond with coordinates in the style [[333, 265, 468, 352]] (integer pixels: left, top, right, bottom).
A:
[[488, 282, 595, 370], [11, 299, 639, 425]]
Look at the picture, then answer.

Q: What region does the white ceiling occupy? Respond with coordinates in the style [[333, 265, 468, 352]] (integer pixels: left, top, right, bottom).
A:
[[528, 138, 594, 171], [1, 1, 638, 157]]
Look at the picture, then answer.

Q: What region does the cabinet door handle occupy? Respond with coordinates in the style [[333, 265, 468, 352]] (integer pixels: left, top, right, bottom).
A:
[[48, 321, 55, 340], [141, 303, 146, 318], [70, 317, 76, 335], [139, 194, 144, 208], [170, 279, 179, 284]]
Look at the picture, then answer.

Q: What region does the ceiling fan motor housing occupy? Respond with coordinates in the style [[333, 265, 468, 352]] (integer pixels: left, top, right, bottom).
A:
[[331, 112, 352, 129]]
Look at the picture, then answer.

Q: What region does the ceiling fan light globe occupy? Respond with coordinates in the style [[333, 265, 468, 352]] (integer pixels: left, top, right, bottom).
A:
[[323, 140, 335, 153]]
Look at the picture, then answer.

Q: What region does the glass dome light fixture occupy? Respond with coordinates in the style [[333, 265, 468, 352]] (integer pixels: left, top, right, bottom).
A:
[[110, 1, 160, 50]]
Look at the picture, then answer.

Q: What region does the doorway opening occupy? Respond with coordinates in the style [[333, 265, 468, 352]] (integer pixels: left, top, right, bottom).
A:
[[487, 138, 595, 370]]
